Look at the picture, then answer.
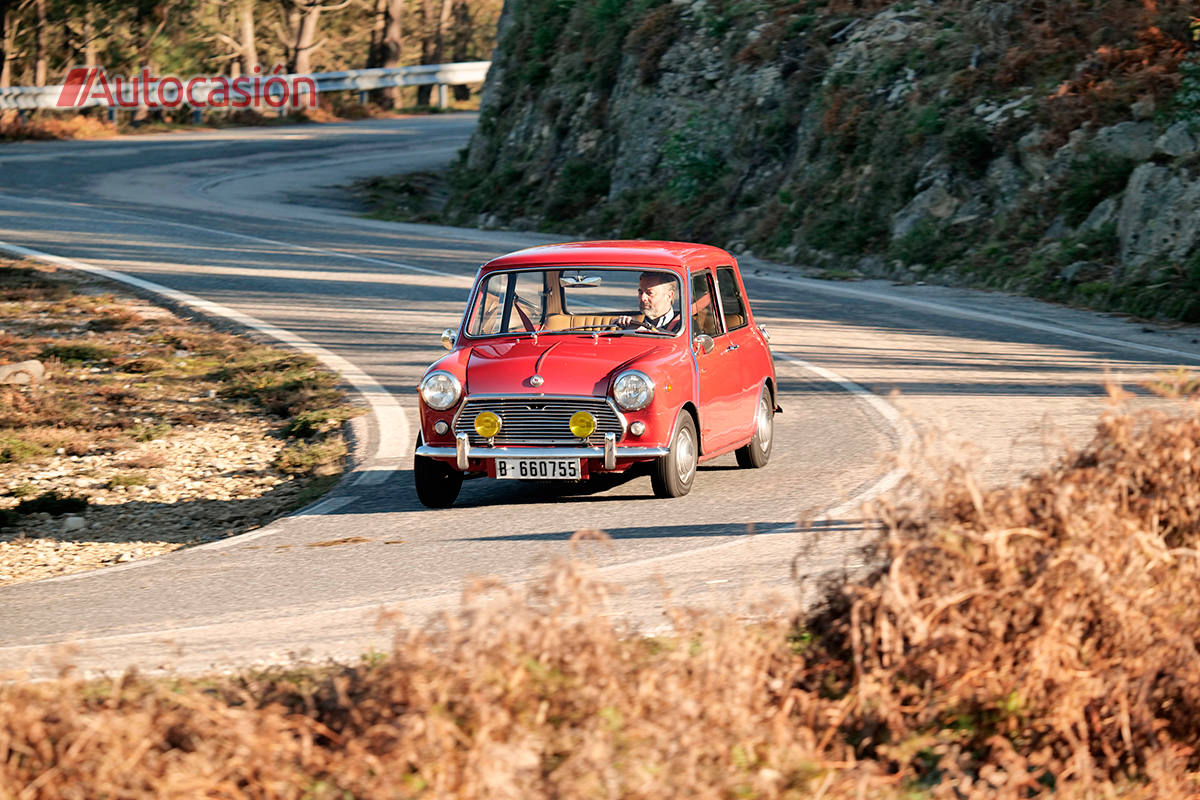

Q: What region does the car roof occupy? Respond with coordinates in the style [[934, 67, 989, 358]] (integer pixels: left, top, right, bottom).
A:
[[480, 241, 735, 273]]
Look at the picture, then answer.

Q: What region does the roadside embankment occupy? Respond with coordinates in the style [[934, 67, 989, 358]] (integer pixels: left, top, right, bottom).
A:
[[3, 384, 1200, 797], [0, 260, 360, 585], [422, 0, 1200, 321]]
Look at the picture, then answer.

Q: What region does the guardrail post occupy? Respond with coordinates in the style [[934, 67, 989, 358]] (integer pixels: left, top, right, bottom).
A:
[[107, 106, 115, 123], [192, 108, 202, 124], [436, 83, 447, 109], [358, 90, 368, 105]]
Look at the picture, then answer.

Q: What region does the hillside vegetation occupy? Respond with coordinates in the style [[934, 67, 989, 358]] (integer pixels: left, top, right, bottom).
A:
[[5, 389, 1200, 796], [447, 0, 1200, 320]]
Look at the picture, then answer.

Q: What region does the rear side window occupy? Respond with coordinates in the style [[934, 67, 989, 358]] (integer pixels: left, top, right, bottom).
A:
[[715, 267, 747, 330]]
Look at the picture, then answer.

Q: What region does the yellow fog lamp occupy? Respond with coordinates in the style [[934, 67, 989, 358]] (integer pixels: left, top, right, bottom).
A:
[[569, 411, 597, 438], [474, 411, 502, 438]]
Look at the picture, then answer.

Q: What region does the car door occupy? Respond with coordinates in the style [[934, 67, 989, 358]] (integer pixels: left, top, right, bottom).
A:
[[713, 265, 762, 439], [690, 269, 743, 453]]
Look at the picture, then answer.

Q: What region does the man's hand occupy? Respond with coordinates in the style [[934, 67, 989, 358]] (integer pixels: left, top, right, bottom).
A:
[[614, 315, 643, 328]]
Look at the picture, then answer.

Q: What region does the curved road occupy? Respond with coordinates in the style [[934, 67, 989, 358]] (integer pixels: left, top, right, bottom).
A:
[[0, 115, 1198, 676]]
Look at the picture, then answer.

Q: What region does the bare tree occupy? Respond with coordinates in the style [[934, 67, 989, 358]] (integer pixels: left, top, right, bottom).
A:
[[0, 0, 11, 88], [236, 0, 257, 74], [276, 0, 350, 75], [213, 0, 259, 76], [415, 0, 450, 105], [64, 2, 101, 68], [32, 0, 44, 85], [0, 0, 31, 88]]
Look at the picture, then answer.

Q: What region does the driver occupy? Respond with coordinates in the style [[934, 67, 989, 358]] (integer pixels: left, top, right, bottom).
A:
[[615, 272, 681, 332]]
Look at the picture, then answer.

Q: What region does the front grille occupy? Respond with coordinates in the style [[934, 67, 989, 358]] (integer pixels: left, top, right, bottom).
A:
[[454, 396, 625, 446]]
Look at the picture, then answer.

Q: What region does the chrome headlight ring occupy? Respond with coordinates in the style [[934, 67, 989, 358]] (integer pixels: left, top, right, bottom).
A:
[[611, 369, 655, 411], [420, 370, 462, 411]]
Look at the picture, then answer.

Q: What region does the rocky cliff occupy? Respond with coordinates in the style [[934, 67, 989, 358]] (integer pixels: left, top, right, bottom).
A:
[[447, 0, 1200, 320]]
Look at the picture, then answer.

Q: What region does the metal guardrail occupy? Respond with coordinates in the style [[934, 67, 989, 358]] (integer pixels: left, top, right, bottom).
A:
[[0, 61, 491, 110]]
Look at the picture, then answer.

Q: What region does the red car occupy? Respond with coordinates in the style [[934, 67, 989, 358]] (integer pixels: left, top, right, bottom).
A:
[[413, 241, 778, 507]]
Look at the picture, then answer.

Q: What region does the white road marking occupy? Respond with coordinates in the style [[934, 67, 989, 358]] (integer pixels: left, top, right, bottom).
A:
[[0, 190, 472, 281], [750, 272, 1200, 364]]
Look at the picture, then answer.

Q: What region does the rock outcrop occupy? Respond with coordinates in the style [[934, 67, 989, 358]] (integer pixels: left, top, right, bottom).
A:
[[451, 0, 1200, 319]]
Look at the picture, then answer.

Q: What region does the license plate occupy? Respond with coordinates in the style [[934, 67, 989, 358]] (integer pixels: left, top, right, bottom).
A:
[[496, 458, 581, 480]]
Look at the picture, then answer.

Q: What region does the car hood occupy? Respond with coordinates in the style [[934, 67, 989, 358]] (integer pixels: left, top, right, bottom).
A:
[[466, 337, 667, 396]]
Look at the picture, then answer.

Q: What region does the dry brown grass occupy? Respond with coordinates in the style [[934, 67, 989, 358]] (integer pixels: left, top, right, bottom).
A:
[[0, 112, 117, 142], [4, 386, 1200, 796]]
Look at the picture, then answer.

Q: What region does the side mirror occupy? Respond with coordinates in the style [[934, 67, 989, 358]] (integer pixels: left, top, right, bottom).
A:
[[441, 328, 457, 351], [693, 334, 714, 355]]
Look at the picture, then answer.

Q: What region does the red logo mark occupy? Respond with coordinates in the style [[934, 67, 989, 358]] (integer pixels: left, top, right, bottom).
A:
[[57, 67, 97, 107]]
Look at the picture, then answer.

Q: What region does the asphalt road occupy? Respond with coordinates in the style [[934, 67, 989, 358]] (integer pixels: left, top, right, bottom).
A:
[[0, 115, 1198, 677]]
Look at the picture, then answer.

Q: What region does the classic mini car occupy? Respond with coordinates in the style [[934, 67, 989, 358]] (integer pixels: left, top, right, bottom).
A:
[[412, 241, 778, 507]]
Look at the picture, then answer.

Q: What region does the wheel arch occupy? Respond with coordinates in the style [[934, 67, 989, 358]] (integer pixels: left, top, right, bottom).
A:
[[680, 401, 702, 453], [764, 376, 780, 412]]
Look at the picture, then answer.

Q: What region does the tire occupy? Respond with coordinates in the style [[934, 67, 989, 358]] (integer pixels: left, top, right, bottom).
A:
[[735, 385, 774, 469], [651, 410, 699, 498], [414, 444, 463, 508]]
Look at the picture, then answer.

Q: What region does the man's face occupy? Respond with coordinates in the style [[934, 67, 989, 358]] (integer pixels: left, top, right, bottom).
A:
[[638, 276, 675, 319]]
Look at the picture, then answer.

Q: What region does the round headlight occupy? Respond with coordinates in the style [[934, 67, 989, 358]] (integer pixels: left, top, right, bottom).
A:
[[420, 370, 461, 411], [569, 411, 597, 438], [474, 411, 502, 438], [612, 370, 654, 411]]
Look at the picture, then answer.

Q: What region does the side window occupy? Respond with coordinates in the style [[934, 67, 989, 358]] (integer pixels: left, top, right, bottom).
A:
[[690, 271, 722, 337], [715, 267, 747, 330], [469, 275, 504, 335]]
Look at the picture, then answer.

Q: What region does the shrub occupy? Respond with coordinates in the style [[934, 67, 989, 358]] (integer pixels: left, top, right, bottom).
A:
[[1059, 154, 1136, 226], [89, 309, 144, 331], [128, 422, 170, 442], [282, 407, 362, 439], [14, 490, 87, 516], [0, 436, 47, 464], [120, 357, 168, 374], [889, 218, 947, 265], [38, 342, 115, 364], [543, 160, 611, 221], [626, 4, 681, 83], [106, 473, 149, 489], [275, 436, 347, 476], [943, 119, 995, 179], [0, 265, 70, 301]]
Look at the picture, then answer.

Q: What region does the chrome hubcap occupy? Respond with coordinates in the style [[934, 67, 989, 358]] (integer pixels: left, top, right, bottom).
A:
[[756, 394, 773, 453], [676, 425, 697, 484]]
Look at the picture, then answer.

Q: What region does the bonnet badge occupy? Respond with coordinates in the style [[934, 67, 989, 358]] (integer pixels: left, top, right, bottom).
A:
[[530, 375, 545, 387]]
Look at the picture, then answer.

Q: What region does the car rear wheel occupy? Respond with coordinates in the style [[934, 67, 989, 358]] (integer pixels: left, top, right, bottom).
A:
[[651, 410, 698, 498], [735, 385, 773, 469], [414, 439, 463, 508]]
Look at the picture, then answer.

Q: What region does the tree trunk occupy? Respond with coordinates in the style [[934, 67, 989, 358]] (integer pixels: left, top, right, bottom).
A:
[[237, 0, 258, 75], [376, 0, 403, 107], [416, 0, 436, 105], [434, 0, 451, 63], [0, 0, 11, 89], [33, 0, 46, 86], [450, 0, 471, 100], [367, 0, 385, 68], [292, 1, 322, 74], [83, 4, 97, 67]]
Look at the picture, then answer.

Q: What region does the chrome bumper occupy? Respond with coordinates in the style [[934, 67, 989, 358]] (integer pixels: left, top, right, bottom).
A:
[[417, 433, 669, 471]]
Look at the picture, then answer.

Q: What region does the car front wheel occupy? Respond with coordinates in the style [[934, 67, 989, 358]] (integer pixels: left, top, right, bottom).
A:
[[735, 385, 773, 469], [414, 438, 463, 508], [651, 410, 698, 498]]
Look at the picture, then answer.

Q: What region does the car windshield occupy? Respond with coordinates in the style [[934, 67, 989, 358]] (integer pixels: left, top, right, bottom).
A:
[[464, 268, 683, 337]]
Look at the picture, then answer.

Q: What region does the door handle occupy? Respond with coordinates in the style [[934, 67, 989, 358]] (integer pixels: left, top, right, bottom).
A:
[[723, 344, 739, 353]]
